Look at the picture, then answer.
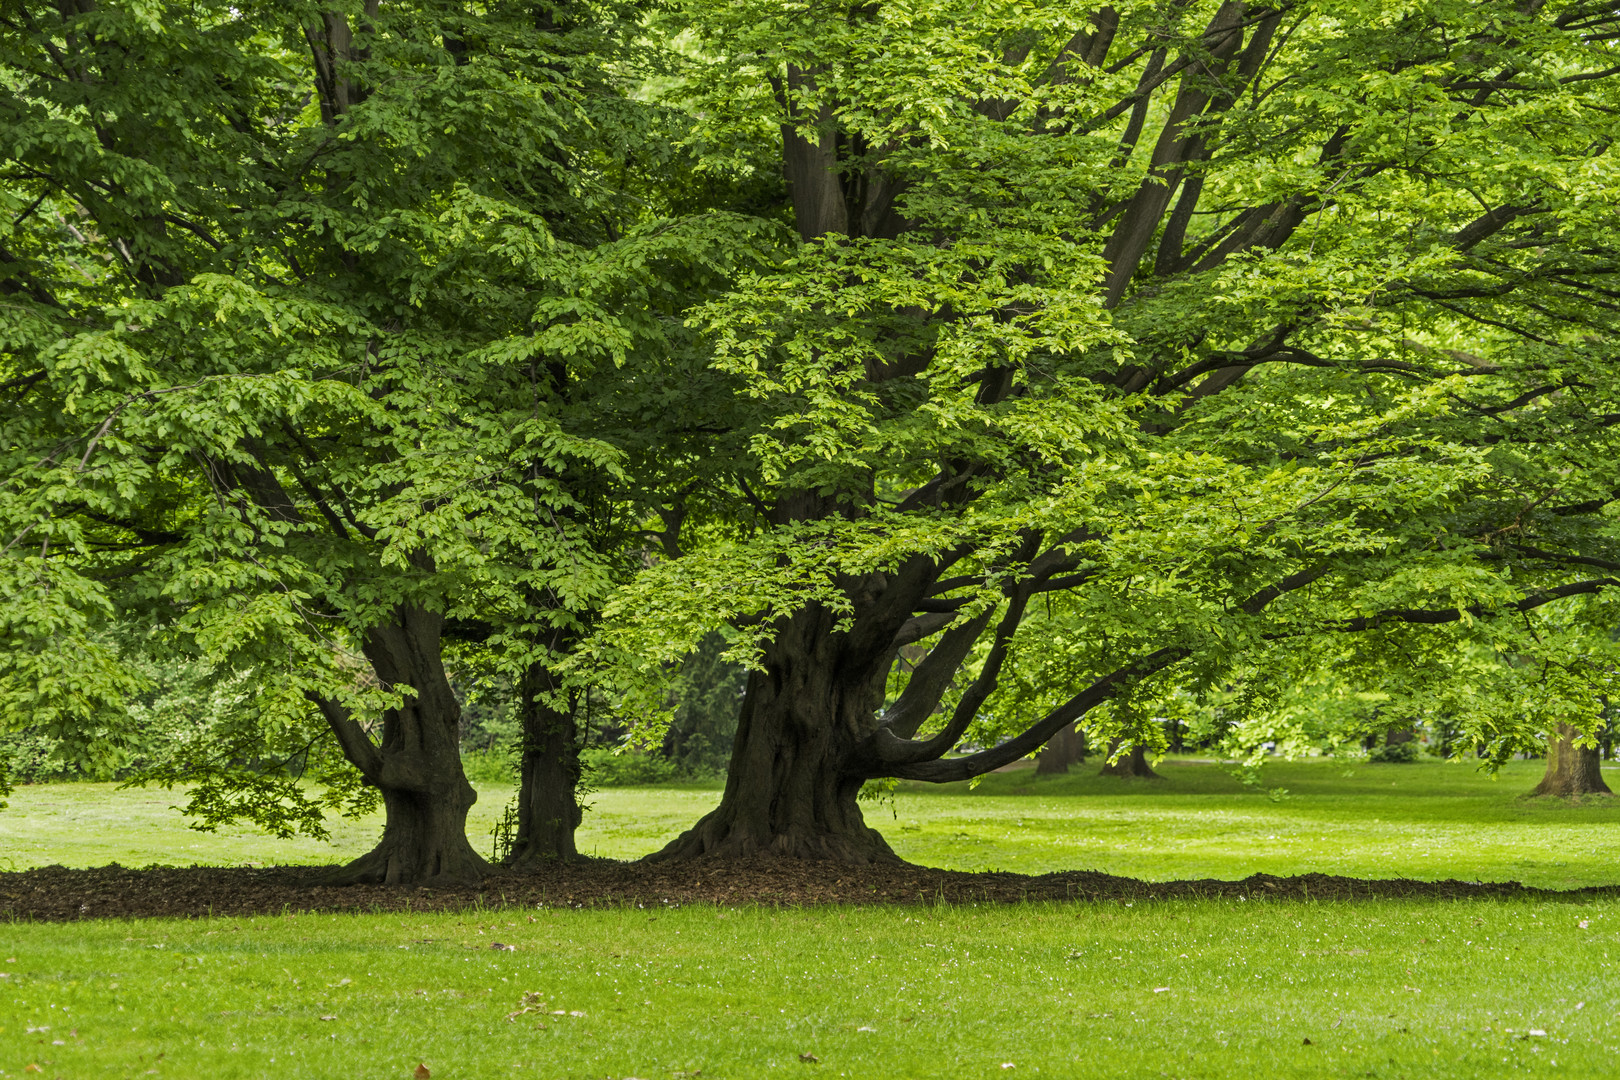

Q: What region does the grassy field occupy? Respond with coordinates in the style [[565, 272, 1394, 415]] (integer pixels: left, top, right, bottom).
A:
[[4, 757, 1619, 1078], [3, 898, 1617, 1079], [2, 758, 1616, 888]]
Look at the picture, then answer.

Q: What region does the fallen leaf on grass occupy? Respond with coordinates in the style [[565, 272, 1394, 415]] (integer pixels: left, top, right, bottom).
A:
[[506, 992, 547, 1021], [320, 1015, 337, 1022], [491, 943, 516, 952], [1302, 1038, 1313, 1046], [414, 1064, 431, 1079], [24, 1066, 41, 1074], [1152, 987, 1170, 993], [798, 1053, 820, 1063]]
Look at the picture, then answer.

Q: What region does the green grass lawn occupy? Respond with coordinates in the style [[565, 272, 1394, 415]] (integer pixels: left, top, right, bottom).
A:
[[4, 757, 1619, 1078], [2, 758, 1616, 888], [4, 899, 1617, 1079]]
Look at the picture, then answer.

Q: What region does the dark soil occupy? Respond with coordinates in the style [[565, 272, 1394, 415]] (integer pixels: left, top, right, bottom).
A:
[[3, 859, 1614, 921]]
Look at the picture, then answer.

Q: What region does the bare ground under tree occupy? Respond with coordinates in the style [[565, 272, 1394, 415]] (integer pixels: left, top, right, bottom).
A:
[[3, 860, 1614, 922]]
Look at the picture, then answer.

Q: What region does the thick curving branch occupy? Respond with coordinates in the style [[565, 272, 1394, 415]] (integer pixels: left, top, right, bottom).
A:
[[886, 646, 1191, 782]]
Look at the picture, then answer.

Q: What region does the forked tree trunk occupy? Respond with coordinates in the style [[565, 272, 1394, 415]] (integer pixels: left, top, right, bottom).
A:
[[316, 607, 491, 885], [326, 713, 489, 885], [1036, 723, 1086, 774], [1099, 737, 1160, 779], [506, 662, 583, 866], [648, 605, 899, 863], [1529, 722, 1612, 797]]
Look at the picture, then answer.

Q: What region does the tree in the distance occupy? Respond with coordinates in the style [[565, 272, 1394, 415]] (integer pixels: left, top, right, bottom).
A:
[[1528, 723, 1612, 798]]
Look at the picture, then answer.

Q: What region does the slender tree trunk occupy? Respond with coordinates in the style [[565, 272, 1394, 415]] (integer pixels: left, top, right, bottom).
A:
[[1098, 737, 1160, 779], [649, 605, 898, 863], [1529, 722, 1612, 797], [1036, 723, 1086, 774], [317, 608, 491, 886], [506, 662, 583, 866]]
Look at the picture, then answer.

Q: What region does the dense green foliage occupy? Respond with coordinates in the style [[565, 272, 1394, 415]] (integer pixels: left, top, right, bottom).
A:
[[590, 0, 1620, 819], [5, 0, 1620, 867], [0, 0, 770, 865]]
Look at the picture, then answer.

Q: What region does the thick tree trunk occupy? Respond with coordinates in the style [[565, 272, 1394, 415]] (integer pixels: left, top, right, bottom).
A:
[[506, 662, 583, 867], [316, 606, 491, 885], [335, 778, 484, 885], [648, 605, 899, 863], [1036, 723, 1086, 774], [1529, 723, 1612, 797], [1098, 737, 1160, 780]]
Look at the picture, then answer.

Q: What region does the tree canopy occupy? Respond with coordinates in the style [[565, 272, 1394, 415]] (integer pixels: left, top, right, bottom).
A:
[[0, 0, 771, 878], [586, 0, 1620, 860], [4, 0, 1620, 873]]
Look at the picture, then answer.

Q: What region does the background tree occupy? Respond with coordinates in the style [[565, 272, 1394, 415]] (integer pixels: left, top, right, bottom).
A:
[[590, 0, 1620, 862], [1034, 723, 1087, 775]]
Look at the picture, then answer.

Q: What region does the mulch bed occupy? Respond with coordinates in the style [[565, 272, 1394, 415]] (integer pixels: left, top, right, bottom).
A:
[[3, 859, 1615, 921]]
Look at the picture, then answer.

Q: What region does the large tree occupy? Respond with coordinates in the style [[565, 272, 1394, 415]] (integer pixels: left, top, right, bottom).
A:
[[0, 0, 766, 880], [594, 0, 1620, 861]]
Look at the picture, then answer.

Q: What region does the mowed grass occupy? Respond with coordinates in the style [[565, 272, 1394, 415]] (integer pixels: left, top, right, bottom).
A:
[[3, 758, 1617, 888], [4, 899, 1618, 1079], [4, 760, 1620, 1079]]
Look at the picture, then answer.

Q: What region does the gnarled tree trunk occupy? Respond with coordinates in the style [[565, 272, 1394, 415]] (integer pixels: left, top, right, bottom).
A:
[[506, 661, 583, 866], [1036, 723, 1086, 774], [342, 778, 482, 885], [1099, 737, 1160, 780], [649, 603, 899, 863], [314, 606, 491, 885], [1529, 723, 1612, 797]]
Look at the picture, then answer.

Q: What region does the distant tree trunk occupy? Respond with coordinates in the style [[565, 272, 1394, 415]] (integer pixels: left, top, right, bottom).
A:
[[1385, 725, 1416, 746], [1036, 723, 1086, 774], [648, 603, 900, 863], [1099, 737, 1160, 779], [506, 661, 583, 867], [314, 607, 491, 886], [1529, 723, 1612, 797]]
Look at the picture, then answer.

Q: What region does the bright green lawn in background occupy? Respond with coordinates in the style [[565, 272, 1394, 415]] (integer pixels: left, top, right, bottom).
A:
[[3, 758, 1616, 888], [3, 899, 1617, 1079]]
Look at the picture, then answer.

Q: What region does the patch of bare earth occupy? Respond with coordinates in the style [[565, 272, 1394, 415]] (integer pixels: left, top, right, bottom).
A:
[[2, 860, 1615, 921]]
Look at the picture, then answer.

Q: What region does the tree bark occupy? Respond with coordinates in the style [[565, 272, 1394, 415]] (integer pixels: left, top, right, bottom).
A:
[[316, 606, 491, 885], [648, 603, 899, 863], [1035, 723, 1086, 774], [506, 661, 584, 866], [335, 780, 483, 885], [1098, 737, 1160, 780], [1529, 722, 1612, 797]]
